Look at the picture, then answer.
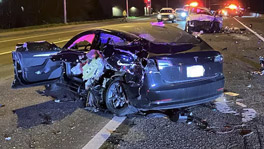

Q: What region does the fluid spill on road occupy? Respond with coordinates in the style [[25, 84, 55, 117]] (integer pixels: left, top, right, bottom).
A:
[[214, 94, 257, 123]]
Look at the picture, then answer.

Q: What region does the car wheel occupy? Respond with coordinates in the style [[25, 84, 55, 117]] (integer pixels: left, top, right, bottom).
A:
[[185, 22, 193, 34], [104, 77, 129, 116]]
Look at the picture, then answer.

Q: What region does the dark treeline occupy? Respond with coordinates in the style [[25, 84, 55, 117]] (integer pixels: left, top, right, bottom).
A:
[[0, 0, 105, 29]]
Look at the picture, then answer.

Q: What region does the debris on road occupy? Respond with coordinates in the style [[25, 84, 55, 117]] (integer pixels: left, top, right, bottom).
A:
[[222, 47, 227, 51], [54, 99, 60, 103], [4, 136, 11, 141], [240, 129, 253, 137], [151, 22, 165, 27], [247, 84, 252, 88], [224, 92, 239, 97], [236, 102, 247, 108], [242, 108, 257, 123], [0, 104, 5, 108]]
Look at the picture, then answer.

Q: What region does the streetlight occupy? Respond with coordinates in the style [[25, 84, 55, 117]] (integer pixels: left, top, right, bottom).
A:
[[63, 0, 67, 24], [166, 0, 168, 7]]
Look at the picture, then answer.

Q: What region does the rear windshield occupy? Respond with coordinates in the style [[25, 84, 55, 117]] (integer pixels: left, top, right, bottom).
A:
[[160, 10, 172, 13], [103, 22, 200, 45]]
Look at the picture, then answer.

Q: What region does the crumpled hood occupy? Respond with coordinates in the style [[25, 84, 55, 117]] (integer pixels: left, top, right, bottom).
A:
[[188, 14, 223, 23]]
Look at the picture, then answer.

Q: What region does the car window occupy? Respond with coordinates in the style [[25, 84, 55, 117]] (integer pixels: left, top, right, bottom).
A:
[[99, 33, 128, 46], [190, 8, 212, 15], [160, 10, 172, 13], [69, 34, 95, 50]]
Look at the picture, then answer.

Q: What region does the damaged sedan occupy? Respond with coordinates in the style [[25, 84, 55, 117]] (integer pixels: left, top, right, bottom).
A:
[[11, 26, 224, 116], [185, 6, 223, 33]]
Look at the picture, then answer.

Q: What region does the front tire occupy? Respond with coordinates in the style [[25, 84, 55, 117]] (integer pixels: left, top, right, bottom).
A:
[[104, 77, 129, 116], [185, 22, 193, 34]]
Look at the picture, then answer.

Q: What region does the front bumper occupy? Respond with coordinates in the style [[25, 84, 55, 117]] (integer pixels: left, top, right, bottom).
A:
[[157, 16, 175, 21]]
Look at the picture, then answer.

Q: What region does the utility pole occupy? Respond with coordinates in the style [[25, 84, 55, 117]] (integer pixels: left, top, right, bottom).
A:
[[166, 0, 169, 7], [63, 0, 67, 24], [126, 0, 129, 17]]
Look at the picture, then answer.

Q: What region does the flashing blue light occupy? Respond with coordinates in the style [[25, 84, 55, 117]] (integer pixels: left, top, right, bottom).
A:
[[181, 12, 187, 17]]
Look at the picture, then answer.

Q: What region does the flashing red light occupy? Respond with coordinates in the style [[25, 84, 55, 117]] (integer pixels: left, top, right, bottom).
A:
[[190, 2, 199, 7], [228, 4, 237, 10]]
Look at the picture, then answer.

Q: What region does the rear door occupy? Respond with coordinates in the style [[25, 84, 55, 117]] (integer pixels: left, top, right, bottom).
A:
[[12, 42, 62, 88]]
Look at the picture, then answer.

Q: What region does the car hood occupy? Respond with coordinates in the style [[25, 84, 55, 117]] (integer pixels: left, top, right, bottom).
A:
[[188, 14, 223, 23]]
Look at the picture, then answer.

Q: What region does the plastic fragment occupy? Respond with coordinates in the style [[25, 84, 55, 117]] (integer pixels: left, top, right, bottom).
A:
[[240, 129, 253, 137], [5, 136, 11, 141], [224, 92, 239, 97], [54, 99, 60, 103], [236, 102, 247, 108]]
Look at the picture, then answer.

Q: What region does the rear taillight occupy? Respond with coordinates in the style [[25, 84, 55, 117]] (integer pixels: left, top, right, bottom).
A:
[[214, 54, 223, 63]]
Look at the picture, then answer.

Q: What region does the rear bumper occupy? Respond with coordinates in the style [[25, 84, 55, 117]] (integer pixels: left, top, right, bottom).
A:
[[140, 76, 224, 110]]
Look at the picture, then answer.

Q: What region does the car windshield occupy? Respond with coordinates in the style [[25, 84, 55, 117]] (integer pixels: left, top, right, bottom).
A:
[[160, 10, 172, 13], [190, 7, 212, 15]]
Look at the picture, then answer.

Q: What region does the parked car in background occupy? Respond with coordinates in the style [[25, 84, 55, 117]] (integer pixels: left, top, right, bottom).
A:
[[157, 8, 176, 23], [175, 8, 188, 21], [219, 4, 243, 17], [185, 6, 223, 33]]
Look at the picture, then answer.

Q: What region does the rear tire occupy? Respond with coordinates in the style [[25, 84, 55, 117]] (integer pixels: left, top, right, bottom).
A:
[[104, 77, 129, 116]]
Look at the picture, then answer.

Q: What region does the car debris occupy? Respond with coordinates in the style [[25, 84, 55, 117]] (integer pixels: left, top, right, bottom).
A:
[[150, 22, 165, 27], [4, 136, 11, 141], [224, 92, 239, 97]]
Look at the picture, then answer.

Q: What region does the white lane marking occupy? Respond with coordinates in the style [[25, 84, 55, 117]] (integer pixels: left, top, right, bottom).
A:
[[0, 51, 12, 56], [233, 17, 264, 42], [0, 29, 84, 43], [0, 39, 69, 56], [82, 116, 126, 149]]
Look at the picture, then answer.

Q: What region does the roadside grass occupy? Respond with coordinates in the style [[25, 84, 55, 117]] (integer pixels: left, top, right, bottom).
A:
[[0, 16, 145, 34], [0, 18, 121, 33]]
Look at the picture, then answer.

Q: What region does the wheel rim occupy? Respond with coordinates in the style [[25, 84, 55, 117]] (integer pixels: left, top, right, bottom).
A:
[[107, 81, 127, 109]]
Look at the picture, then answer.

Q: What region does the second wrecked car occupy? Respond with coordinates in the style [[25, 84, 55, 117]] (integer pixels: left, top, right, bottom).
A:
[[11, 25, 224, 116], [185, 6, 223, 33]]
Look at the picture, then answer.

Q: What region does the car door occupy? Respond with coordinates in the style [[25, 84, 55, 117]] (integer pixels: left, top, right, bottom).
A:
[[12, 41, 62, 88]]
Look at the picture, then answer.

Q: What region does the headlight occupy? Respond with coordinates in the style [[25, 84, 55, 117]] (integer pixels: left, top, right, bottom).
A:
[[169, 14, 174, 19], [181, 12, 187, 17], [157, 14, 161, 19]]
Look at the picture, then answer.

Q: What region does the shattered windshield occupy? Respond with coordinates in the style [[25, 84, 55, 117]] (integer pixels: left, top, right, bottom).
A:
[[160, 10, 173, 13]]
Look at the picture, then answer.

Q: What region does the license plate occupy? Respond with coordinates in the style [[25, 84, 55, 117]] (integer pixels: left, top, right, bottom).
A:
[[187, 65, 205, 78]]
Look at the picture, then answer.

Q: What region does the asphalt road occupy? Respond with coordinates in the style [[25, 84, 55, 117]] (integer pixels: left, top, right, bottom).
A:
[[1, 15, 264, 149]]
